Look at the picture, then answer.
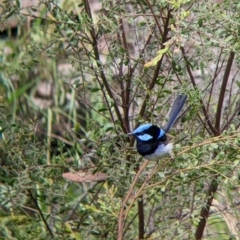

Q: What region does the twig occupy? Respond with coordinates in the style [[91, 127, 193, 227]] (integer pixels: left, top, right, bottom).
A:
[[27, 190, 54, 237], [215, 51, 235, 134], [181, 46, 218, 135], [138, 195, 145, 239], [117, 160, 149, 240], [83, 0, 127, 133], [195, 178, 218, 240], [138, 8, 172, 120]]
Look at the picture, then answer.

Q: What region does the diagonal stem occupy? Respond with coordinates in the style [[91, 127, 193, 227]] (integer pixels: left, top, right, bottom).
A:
[[195, 178, 218, 240], [181, 46, 218, 135], [215, 51, 235, 134], [28, 190, 54, 237], [195, 51, 235, 239], [83, 0, 127, 133]]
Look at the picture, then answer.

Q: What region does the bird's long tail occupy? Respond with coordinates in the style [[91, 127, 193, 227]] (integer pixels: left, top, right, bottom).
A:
[[164, 94, 187, 133]]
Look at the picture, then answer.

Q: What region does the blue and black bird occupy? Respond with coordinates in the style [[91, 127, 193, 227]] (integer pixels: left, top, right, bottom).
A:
[[129, 95, 187, 160]]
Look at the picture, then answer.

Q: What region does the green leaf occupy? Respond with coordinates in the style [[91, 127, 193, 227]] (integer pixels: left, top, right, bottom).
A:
[[8, 81, 36, 104], [89, 88, 101, 92], [98, 108, 108, 112], [5, 9, 15, 19], [210, 143, 218, 149], [144, 47, 169, 68], [15, 0, 20, 8], [198, 19, 203, 27]]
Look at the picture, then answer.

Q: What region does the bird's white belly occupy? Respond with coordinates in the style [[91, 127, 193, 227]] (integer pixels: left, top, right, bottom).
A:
[[145, 143, 173, 161]]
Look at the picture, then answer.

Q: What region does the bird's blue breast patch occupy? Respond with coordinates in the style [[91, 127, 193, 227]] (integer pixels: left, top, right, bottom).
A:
[[132, 123, 152, 134], [158, 129, 165, 139], [138, 134, 153, 141]]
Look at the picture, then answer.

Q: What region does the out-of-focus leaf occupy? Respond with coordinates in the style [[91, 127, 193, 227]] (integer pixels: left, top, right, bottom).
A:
[[144, 47, 169, 68]]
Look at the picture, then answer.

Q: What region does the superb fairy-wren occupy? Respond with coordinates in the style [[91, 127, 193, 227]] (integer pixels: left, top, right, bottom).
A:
[[129, 95, 187, 160]]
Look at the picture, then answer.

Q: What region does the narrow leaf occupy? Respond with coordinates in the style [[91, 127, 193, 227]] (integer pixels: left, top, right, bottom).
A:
[[144, 47, 169, 68]]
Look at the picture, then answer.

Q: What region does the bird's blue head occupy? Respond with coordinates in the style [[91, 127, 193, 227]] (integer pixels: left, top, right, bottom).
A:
[[130, 123, 166, 142]]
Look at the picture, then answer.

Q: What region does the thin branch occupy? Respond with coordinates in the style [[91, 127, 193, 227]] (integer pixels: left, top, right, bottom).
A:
[[181, 46, 218, 135], [123, 212, 139, 236], [206, 48, 223, 113], [119, 15, 131, 133], [228, 68, 240, 118], [83, 0, 127, 133], [222, 104, 240, 131], [215, 51, 235, 134], [77, 182, 105, 230], [65, 183, 97, 221], [27, 190, 54, 237], [138, 196, 145, 239], [145, 0, 163, 35], [195, 178, 218, 240], [118, 160, 149, 240], [195, 52, 235, 238], [138, 8, 172, 120]]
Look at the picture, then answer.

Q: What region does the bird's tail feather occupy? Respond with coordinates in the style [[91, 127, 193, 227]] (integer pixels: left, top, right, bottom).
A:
[[164, 94, 187, 133]]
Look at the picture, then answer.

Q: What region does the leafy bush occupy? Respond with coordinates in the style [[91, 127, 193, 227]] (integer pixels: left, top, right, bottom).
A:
[[1, 0, 240, 239]]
